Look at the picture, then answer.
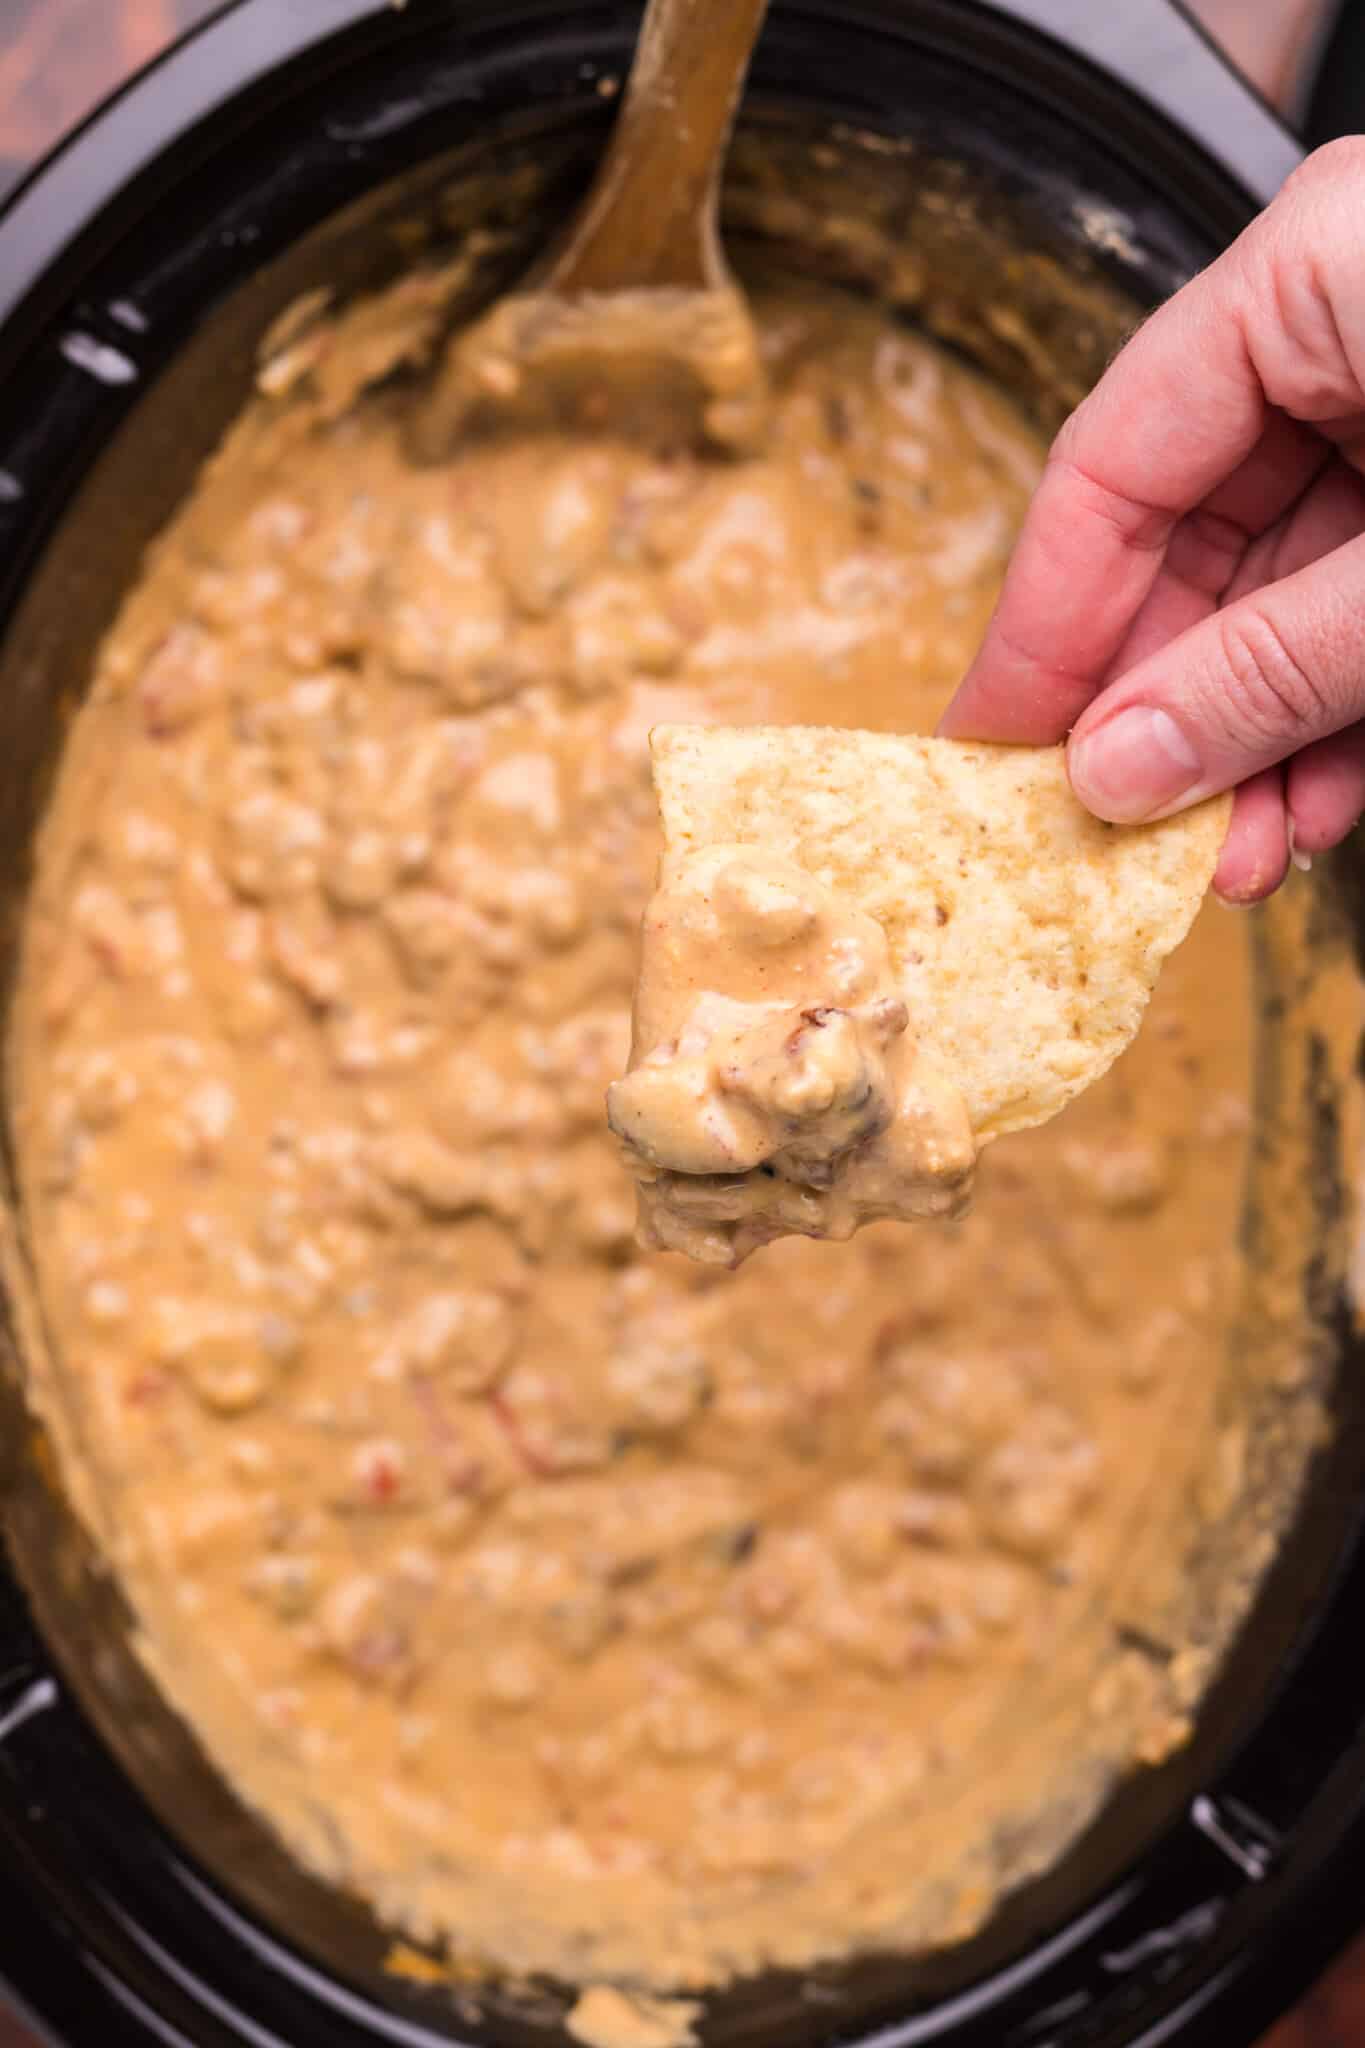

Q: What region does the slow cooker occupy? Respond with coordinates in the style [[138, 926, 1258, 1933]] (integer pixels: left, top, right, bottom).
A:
[[1, 3, 1364, 2044]]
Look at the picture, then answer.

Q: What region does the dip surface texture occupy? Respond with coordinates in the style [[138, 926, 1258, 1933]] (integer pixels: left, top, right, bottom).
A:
[[13, 276, 1255, 1989]]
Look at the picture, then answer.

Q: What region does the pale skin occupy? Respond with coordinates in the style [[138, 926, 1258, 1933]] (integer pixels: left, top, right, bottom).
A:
[[940, 138, 1365, 904]]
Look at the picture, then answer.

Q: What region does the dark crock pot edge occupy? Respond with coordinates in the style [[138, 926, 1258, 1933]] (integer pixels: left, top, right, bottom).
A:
[[0, 5, 1360, 2047], [0, 0, 1305, 351]]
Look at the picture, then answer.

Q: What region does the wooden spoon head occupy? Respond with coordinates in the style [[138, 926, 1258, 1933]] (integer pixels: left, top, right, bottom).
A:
[[411, 0, 774, 458], [411, 283, 769, 460]]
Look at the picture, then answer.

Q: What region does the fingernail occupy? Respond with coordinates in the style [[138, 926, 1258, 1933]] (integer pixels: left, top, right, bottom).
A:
[[1287, 821, 1313, 873], [1069, 707, 1201, 822]]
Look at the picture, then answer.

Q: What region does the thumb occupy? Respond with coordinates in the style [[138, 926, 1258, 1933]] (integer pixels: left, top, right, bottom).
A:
[[1066, 534, 1365, 823]]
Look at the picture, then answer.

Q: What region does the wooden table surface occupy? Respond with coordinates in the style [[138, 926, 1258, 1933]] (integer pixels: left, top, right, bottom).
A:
[[0, 0, 1361, 2042]]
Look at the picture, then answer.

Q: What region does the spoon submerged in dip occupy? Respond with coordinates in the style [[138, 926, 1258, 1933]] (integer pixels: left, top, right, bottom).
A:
[[415, 0, 771, 458]]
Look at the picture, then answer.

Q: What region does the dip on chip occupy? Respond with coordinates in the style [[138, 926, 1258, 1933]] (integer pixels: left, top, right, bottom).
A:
[[609, 725, 1231, 1265]]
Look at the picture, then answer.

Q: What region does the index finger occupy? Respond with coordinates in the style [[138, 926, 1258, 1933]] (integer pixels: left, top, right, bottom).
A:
[[939, 232, 1279, 744]]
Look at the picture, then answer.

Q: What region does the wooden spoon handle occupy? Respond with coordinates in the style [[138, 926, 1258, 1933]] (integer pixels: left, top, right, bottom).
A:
[[547, 0, 771, 295]]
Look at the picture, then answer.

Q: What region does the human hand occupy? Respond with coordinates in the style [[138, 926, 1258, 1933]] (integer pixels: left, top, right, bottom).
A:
[[939, 138, 1365, 903]]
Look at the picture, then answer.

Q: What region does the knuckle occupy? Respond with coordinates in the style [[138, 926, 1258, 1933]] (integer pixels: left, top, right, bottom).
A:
[[1236, 168, 1365, 417], [1212, 604, 1331, 747], [1285, 135, 1365, 200], [1047, 447, 1170, 556], [1049, 407, 1089, 464]]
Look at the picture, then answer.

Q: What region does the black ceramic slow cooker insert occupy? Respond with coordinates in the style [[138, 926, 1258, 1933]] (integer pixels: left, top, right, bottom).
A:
[[1, 5, 1364, 2045]]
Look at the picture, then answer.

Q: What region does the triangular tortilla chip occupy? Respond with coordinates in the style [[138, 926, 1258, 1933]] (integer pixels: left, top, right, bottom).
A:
[[650, 725, 1230, 1141]]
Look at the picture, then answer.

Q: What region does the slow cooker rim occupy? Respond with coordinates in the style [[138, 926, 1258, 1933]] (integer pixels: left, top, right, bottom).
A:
[[0, 0, 1302, 360], [0, 7, 1356, 2048], [0, 0, 1306, 628]]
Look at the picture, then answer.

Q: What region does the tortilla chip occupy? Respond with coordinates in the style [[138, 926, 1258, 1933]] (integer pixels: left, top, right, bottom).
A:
[[650, 726, 1230, 1141]]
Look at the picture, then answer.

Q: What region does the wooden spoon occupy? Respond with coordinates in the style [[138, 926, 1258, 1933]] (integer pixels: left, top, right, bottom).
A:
[[415, 0, 772, 458]]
